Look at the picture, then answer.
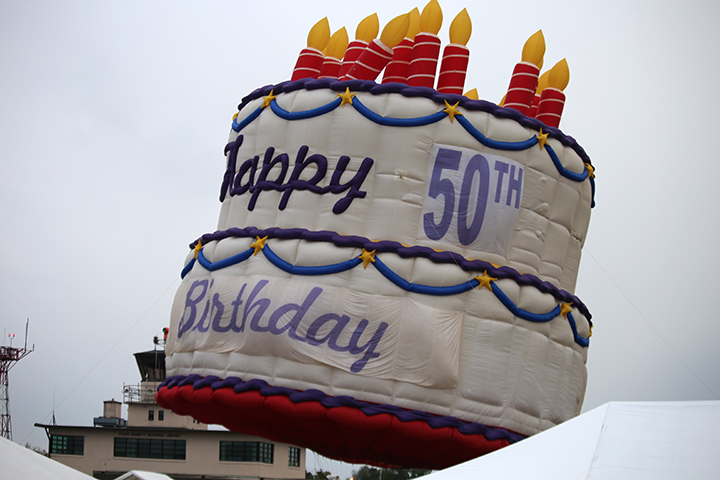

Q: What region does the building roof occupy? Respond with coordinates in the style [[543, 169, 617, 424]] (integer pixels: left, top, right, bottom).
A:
[[34, 423, 216, 434]]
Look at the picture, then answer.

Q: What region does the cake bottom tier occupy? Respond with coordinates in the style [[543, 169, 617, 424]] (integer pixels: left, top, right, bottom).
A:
[[156, 375, 524, 469]]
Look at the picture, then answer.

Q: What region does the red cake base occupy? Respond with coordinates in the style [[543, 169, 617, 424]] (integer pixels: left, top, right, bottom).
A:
[[156, 379, 517, 469]]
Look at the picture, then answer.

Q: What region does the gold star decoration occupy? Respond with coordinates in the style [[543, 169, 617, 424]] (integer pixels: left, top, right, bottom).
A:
[[536, 129, 549, 149], [260, 90, 277, 109], [250, 236, 268, 256], [193, 240, 203, 259], [232, 112, 239, 121], [589, 325, 593, 337], [443, 100, 463, 123], [475, 271, 497, 291], [337, 87, 356, 106], [585, 163, 595, 178], [359, 249, 376, 269], [560, 302, 573, 318]]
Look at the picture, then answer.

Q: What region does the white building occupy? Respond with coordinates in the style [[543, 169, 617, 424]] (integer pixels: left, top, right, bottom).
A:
[[36, 348, 306, 480]]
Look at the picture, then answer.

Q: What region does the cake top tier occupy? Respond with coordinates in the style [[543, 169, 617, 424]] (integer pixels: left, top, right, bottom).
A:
[[222, 80, 594, 294]]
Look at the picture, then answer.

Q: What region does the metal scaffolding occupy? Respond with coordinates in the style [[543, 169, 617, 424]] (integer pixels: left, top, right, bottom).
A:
[[1, 320, 33, 440]]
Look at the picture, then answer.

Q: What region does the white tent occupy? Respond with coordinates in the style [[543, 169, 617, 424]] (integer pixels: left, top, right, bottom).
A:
[[114, 471, 174, 480], [0, 435, 95, 480], [422, 401, 720, 479]]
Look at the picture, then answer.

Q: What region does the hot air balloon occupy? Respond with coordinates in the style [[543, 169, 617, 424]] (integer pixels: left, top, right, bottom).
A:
[[157, 6, 595, 469]]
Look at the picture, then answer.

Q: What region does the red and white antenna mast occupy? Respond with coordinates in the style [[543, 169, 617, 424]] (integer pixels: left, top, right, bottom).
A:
[[1, 319, 33, 440]]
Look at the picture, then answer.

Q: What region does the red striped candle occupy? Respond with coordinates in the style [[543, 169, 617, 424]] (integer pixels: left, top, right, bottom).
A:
[[503, 61, 540, 115], [382, 37, 414, 84], [344, 39, 394, 81], [318, 56, 342, 79], [437, 44, 469, 94], [407, 32, 441, 88], [291, 48, 325, 81], [535, 87, 565, 127], [529, 93, 541, 117], [529, 72, 549, 118], [338, 40, 368, 79]]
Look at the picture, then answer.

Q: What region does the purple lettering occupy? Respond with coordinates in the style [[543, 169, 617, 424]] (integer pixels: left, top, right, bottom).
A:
[[279, 148, 328, 209], [192, 301, 210, 332], [195, 291, 224, 333], [249, 147, 289, 210], [220, 135, 243, 201], [179, 278, 388, 372], [348, 319, 389, 373], [212, 284, 247, 333], [306, 313, 351, 351], [231, 155, 259, 197], [267, 287, 322, 340], [423, 148, 461, 240], [457, 154, 489, 246], [494, 160, 509, 204], [329, 156, 374, 214], [177, 280, 208, 338], [245, 280, 271, 331], [506, 164, 523, 208], [224, 145, 372, 214]]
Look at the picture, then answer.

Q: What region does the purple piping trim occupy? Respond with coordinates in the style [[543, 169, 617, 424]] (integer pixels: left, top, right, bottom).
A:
[[190, 226, 592, 321], [236, 78, 593, 167], [159, 374, 527, 444]]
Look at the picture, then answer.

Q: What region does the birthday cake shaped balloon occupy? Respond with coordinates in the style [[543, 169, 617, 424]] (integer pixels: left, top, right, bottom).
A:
[[157, 1, 595, 469]]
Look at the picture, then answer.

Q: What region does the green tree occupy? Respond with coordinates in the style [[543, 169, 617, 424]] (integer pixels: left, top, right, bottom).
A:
[[352, 466, 432, 480], [24, 443, 49, 457], [306, 470, 332, 480]]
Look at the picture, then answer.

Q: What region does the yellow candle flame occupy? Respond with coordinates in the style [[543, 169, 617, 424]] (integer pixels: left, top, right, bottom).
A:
[[380, 13, 410, 48], [326, 27, 349, 59], [419, 0, 443, 35], [407, 8, 421, 40], [464, 88, 478, 100], [449, 8, 472, 45], [356, 13, 379, 42], [521, 29, 545, 69], [548, 58, 569, 91], [536, 70, 550, 94], [307, 17, 331, 51]]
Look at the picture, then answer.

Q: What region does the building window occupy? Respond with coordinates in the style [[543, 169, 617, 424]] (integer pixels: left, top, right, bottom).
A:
[[289, 446, 300, 467], [114, 438, 186, 460], [148, 410, 154, 421], [50, 435, 84, 455], [219, 441, 274, 463], [158, 410, 164, 421]]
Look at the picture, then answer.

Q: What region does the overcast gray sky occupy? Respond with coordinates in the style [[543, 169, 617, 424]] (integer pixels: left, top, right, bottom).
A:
[[2, 0, 719, 475]]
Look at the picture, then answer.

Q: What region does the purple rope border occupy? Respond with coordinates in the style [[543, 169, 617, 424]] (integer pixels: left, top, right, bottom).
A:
[[236, 78, 593, 168], [160, 374, 527, 444], [190, 226, 592, 321]]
